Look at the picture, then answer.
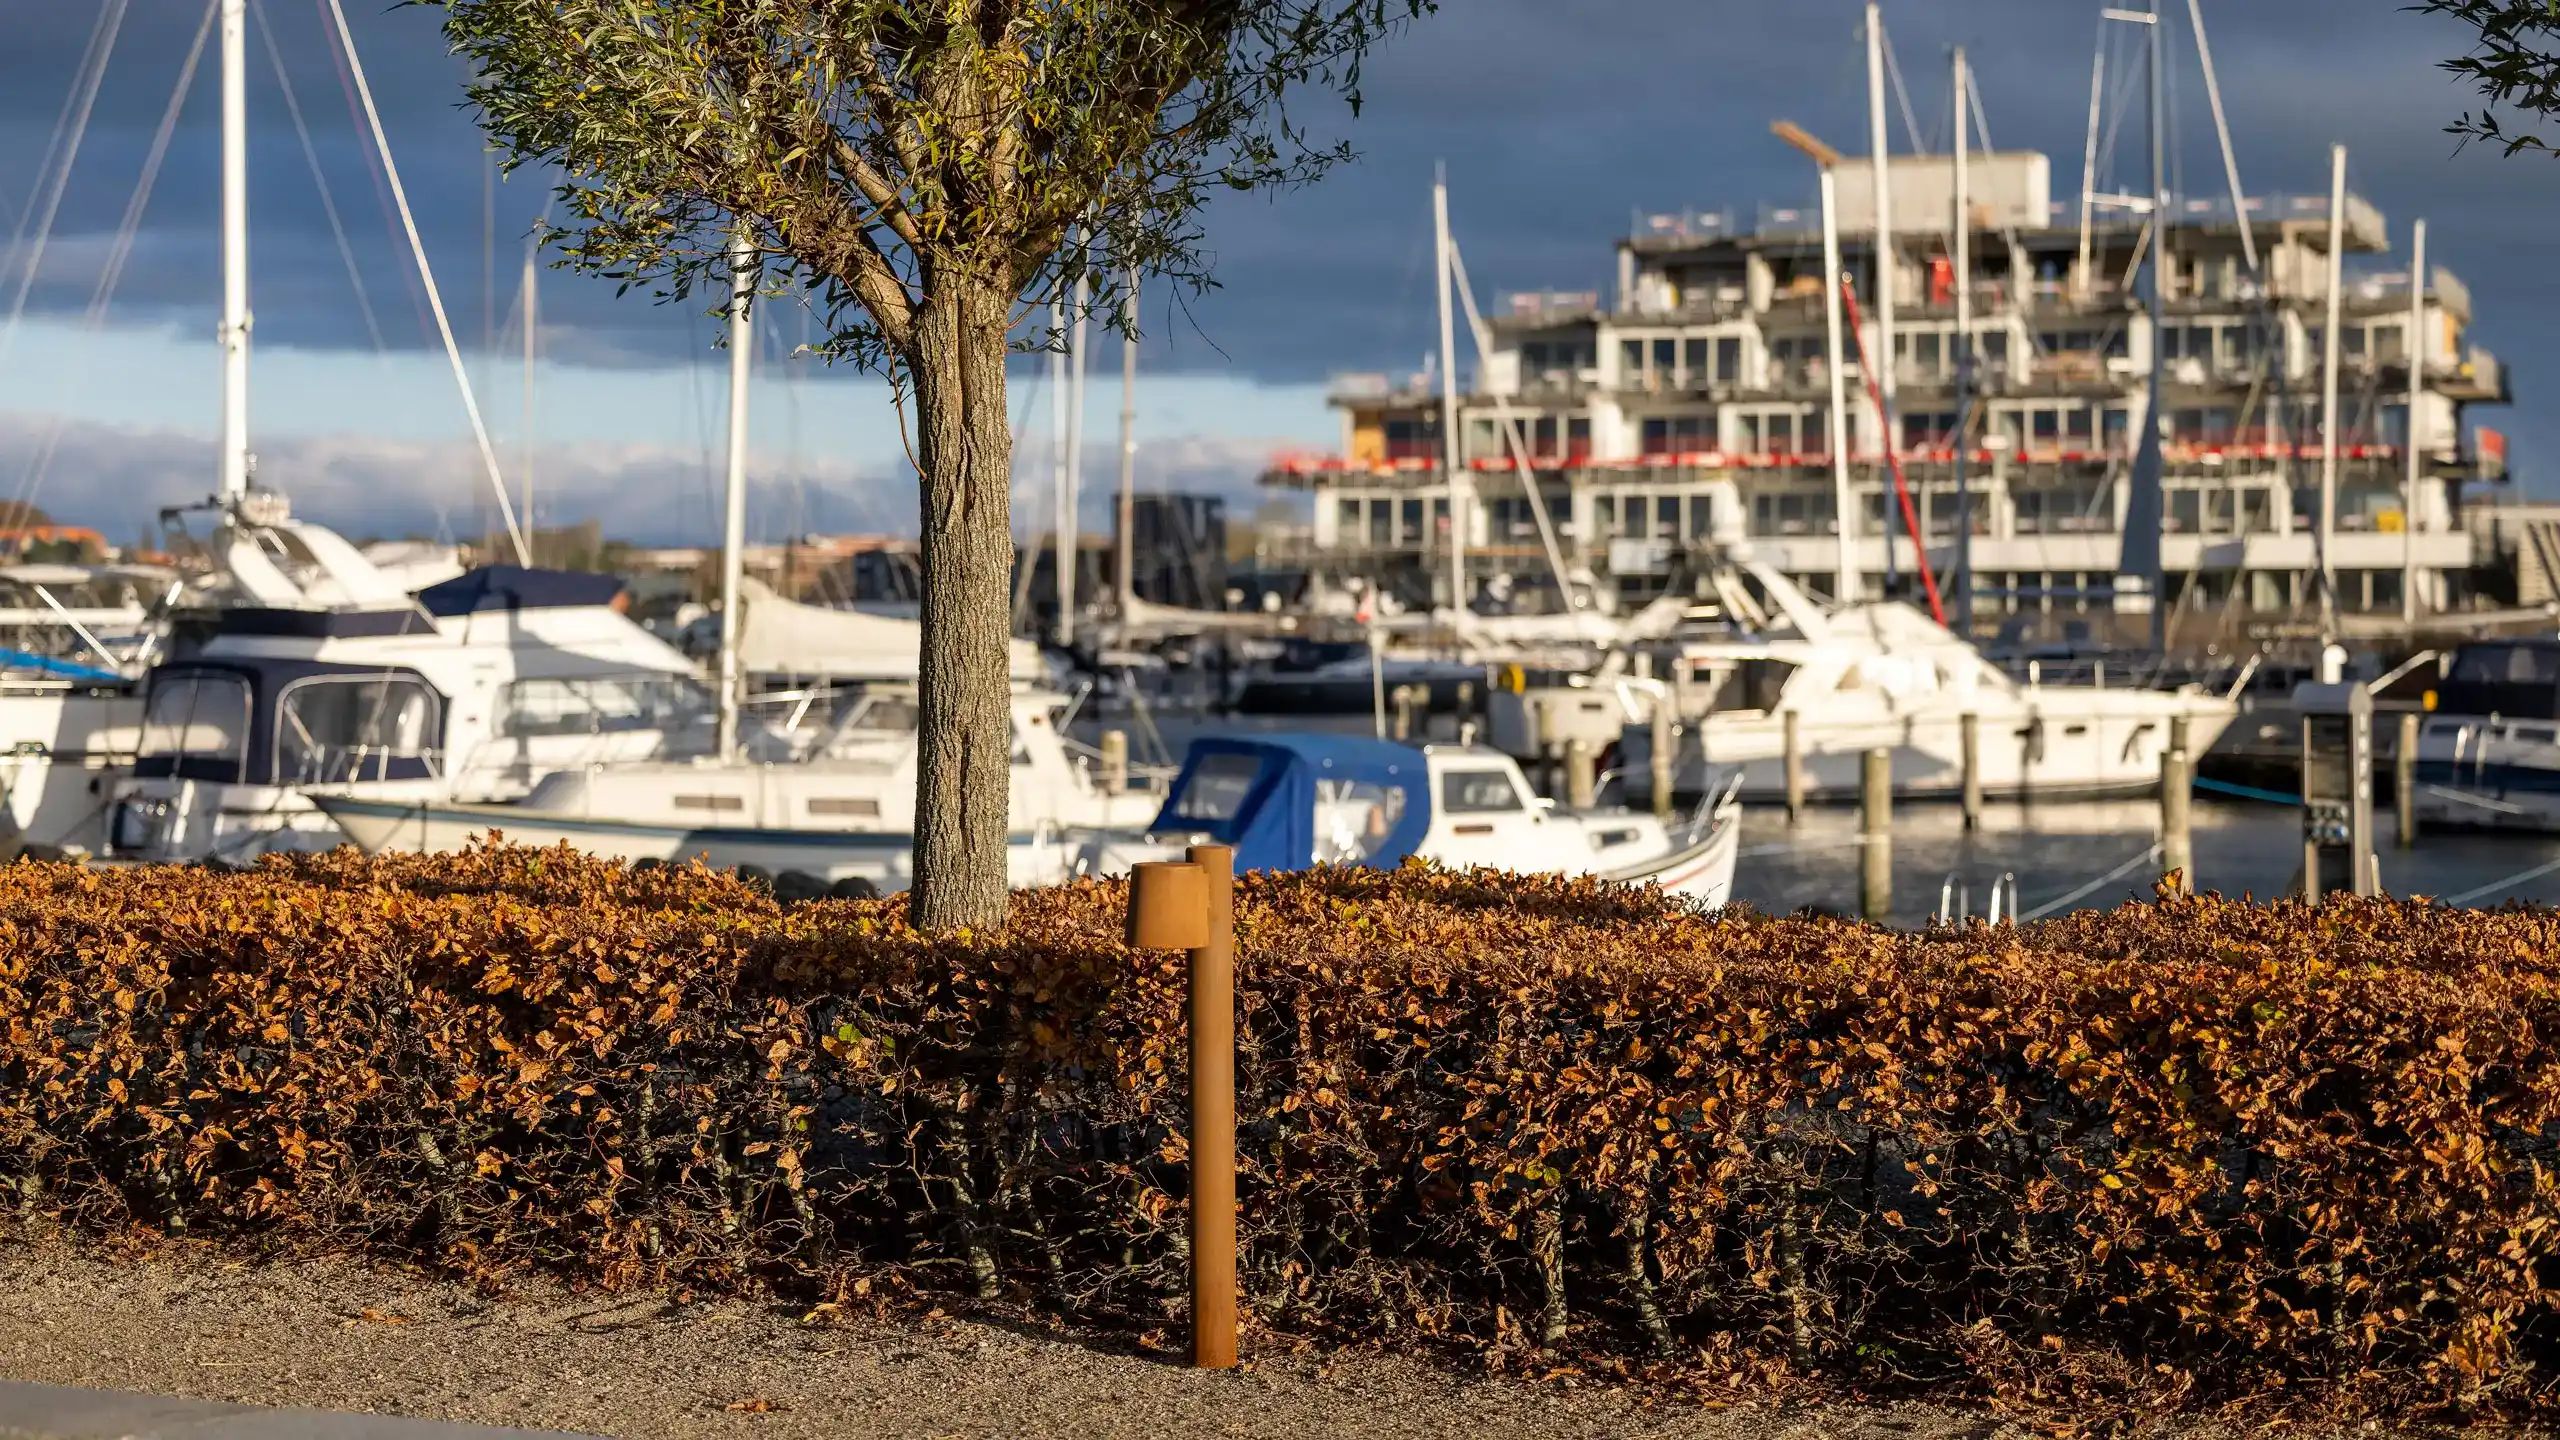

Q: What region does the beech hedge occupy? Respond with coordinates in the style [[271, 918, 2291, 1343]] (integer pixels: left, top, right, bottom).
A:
[[1, 844, 2556, 1419]]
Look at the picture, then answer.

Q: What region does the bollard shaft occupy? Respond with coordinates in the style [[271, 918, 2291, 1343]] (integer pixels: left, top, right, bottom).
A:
[[1184, 843, 1238, 1370]]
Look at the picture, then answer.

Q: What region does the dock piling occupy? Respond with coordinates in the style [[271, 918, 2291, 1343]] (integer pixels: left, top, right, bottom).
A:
[[2162, 715, 2193, 895], [2396, 711, 2419, 849], [1860, 747, 1891, 923], [1959, 712, 1982, 831], [1783, 710, 1805, 825], [1565, 738, 1598, 810], [1649, 701, 1675, 819], [1099, 729, 1129, 797]]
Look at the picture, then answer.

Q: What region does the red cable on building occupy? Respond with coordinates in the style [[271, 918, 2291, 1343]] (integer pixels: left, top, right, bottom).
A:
[[1838, 276, 1948, 627]]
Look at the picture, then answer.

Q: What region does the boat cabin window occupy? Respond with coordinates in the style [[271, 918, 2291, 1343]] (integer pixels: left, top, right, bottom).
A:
[[498, 674, 711, 738], [1312, 779, 1407, 865], [1440, 769, 1526, 814], [1704, 658, 1794, 714], [2438, 643, 2560, 721], [1171, 752, 1264, 824], [839, 694, 921, 734], [2451, 644, 2560, 687], [276, 675, 442, 785], [137, 671, 251, 783]]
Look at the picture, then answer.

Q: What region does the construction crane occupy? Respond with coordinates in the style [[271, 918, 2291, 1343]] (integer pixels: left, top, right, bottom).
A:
[[1771, 120, 1841, 169]]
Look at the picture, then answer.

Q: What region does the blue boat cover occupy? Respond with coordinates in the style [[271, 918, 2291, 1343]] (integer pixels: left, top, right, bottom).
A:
[[0, 647, 123, 684], [1149, 733, 1431, 874], [416, 565, 625, 617]]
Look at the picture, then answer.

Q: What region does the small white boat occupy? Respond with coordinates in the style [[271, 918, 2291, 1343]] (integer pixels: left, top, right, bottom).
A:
[[1075, 733, 1741, 906], [2409, 638, 2560, 833]]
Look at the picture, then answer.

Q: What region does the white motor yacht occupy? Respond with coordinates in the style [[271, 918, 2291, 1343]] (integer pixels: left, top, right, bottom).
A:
[[310, 686, 1170, 890], [108, 564, 743, 863], [1612, 567, 2238, 805]]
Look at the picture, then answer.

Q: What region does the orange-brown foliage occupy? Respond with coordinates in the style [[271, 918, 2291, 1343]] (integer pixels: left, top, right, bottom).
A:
[[1, 844, 2556, 1420]]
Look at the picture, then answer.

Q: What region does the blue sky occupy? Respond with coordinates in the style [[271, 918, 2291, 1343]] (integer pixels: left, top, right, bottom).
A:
[[0, 0, 2545, 546]]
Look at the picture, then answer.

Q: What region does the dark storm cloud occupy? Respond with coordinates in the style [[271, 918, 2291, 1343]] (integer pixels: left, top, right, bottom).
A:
[[1, 3, 2544, 434]]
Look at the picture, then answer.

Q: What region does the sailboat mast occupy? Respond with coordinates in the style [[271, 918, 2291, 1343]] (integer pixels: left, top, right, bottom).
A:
[[219, 0, 250, 500], [521, 240, 537, 551], [2318, 143, 2346, 639], [2140, 0, 2168, 651], [1951, 46, 1972, 627], [1863, 4, 1897, 595], [1117, 271, 1138, 620], [1062, 241, 1088, 646], [2404, 218, 2426, 626], [1819, 167, 1858, 607], [1433, 170, 1465, 619], [1050, 296, 1068, 644], [716, 228, 756, 765]]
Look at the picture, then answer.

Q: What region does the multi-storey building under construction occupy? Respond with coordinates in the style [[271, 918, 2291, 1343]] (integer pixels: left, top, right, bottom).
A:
[[1262, 149, 2512, 639]]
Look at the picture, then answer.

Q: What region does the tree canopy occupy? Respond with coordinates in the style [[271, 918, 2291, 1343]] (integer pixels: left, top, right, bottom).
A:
[[432, 1, 1433, 367], [2418, 0, 2560, 156]]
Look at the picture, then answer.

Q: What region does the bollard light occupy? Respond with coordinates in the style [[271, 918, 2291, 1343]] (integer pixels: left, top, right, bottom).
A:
[[1122, 851, 1238, 1370], [1126, 862, 1209, 950]]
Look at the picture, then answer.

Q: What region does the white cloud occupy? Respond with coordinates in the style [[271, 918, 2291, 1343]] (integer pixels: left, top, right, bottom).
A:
[[0, 412, 1305, 549]]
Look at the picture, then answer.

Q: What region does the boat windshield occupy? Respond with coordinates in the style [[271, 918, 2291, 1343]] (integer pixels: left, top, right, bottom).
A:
[[1312, 779, 1406, 864], [498, 673, 712, 738], [276, 674, 442, 785], [137, 670, 252, 783], [1171, 751, 1263, 824], [838, 693, 922, 735]]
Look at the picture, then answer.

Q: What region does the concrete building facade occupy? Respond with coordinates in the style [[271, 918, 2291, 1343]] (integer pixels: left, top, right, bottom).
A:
[[1264, 152, 2512, 633]]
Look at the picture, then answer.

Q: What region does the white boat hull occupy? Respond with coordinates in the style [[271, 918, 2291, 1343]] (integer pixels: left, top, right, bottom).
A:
[[2409, 716, 2560, 834], [1624, 698, 2237, 805], [314, 794, 1079, 889], [0, 688, 141, 852]]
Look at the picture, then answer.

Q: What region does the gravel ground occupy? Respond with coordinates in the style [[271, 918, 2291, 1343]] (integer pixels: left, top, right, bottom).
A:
[[0, 1241, 2414, 1440]]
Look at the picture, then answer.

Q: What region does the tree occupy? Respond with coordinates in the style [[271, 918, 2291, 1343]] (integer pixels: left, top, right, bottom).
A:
[[430, 0, 1433, 930], [2418, 1, 2560, 155]]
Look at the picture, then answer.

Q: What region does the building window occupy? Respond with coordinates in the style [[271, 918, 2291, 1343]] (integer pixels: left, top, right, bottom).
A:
[[1640, 416, 1712, 457], [1652, 338, 1676, 377], [1903, 411, 1958, 448], [1620, 339, 1645, 386], [1681, 337, 1708, 384], [1688, 495, 1715, 539], [1716, 335, 1742, 384]]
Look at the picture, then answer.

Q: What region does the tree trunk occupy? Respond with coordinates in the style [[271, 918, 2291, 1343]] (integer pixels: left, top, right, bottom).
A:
[[907, 273, 1016, 932]]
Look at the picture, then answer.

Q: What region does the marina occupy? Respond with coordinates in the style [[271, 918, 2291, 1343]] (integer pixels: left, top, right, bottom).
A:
[[0, 0, 2552, 922]]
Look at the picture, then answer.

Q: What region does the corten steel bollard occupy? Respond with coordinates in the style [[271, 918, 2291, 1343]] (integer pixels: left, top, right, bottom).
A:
[[1123, 851, 1238, 1370]]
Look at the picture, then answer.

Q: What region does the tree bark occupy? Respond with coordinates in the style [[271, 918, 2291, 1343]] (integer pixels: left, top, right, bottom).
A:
[[907, 269, 1016, 933]]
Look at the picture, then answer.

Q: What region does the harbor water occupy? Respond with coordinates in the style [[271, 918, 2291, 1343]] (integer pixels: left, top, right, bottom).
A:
[[1730, 798, 2560, 927], [1070, 707, 2560, 924]]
